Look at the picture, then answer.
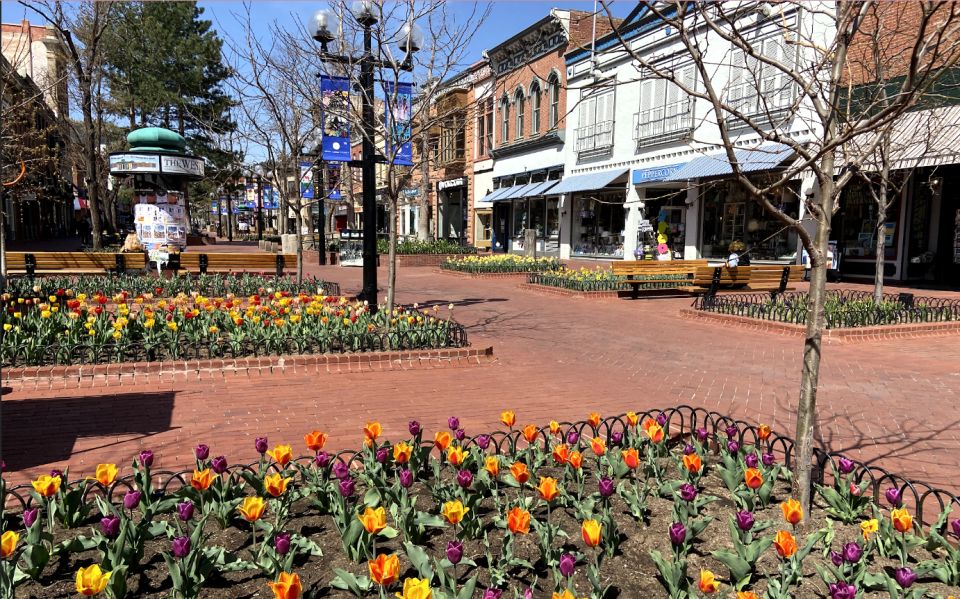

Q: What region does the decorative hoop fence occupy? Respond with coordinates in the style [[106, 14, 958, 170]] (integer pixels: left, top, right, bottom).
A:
[[4, 405, 956, 527]]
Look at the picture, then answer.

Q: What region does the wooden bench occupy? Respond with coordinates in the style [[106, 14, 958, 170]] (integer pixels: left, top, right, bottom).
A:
[[6, 252, 147, 277], [611, 260, 709, 299], [173, 252, 294, 277], [682, 264, 805, 298]]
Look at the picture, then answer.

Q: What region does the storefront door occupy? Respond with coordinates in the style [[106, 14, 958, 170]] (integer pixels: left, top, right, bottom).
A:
[[492, 202, 510, 253]]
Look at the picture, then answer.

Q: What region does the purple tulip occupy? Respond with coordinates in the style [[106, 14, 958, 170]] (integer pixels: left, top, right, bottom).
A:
[[829, 582, 857, 599], [725, 424, 738, 438], [211, 455, 228, 474], [332, 462, 350, 480], [657, 412, 668, 426], [885, 487, 902, 507], [842, 542, 863, 563], [482, 589, 503, 599], [255, 437, 269, 455], [339, 477, 356, 498], [951, 518, 960, 538], [457, 469, 474, 489], [0, 460, 4, 473], [695, 427, 708, 442], [315, 451, 331, 468], [194, 444, 209, 461], [446, 539, 464, 565], [837, 457, 855, 474], [559, 552, 576, 577], [408, 420, 421, 436], [398, 468, 414, 488], [22, 508, 39, 529], [762, 453, 776, 467], [177, 501, 195, 522], [123, 490, 142, 510], [566, 430, 580, 445], [274, 532, 291, 556], [894, 567, 917, 589], [100, 515, 120, 538], [475, 434, 490, 450], [745, 453, 759, 469], [735, 510, 755, 532], [523, 589, 533, 599], [448, 416, 460, 431], [375, 448, 389, 464], [683, 444, 695, 455], [830, 551, 844, 567], [138, 450, 154, 468], [171, 536, 191, 559], [727, 440, 740, 454], [679, 483, 698, 502], [50, 468, 63, 478], [598, 476, 615, 498], [669, 522, 686, 546], [610, 431, 623, 446]]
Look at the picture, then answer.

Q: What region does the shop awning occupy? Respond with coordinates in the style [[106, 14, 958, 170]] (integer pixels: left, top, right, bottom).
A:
[[847, 105, 960, 171], [496, 183, 536, 200], [664, 143, 795, 181], [548, 168, 630, 195], [523, 180, 560, 197], [477, 187, 509, 204]]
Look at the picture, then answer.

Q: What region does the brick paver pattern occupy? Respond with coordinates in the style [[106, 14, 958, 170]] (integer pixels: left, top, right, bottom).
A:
[[3, 241, 959, 493]]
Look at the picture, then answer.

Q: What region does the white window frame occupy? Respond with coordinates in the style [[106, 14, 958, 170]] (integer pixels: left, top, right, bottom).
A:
[[531, 82, 542, 135], [514, 89, 525, 140], [635, 63, 696, 144], [575, 87, 615, 154]]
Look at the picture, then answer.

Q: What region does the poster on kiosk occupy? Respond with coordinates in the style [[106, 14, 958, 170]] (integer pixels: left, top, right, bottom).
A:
[[133, 190, 188, 252]]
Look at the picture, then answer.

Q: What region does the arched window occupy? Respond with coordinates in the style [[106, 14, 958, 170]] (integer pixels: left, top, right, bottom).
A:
[[515, 89, 525, 139], [548, 73, 560, 129], [531, 81, 542, 135], [500, 94, 510, 143]]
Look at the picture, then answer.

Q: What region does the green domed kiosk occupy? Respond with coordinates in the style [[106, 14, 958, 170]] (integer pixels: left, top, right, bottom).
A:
[[108, 127, 205, 252]]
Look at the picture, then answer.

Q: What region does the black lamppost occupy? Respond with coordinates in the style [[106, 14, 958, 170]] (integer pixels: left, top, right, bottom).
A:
[[311, 1, 422, 310], [256, 171, 264, 242]]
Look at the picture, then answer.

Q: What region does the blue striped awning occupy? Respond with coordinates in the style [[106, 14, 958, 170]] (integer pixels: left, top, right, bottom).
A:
[[664, 143, 795, 181], [548, 168, 629, 195], [497, 183, 536, 200], [477, 187, 509, 204], [524, 180, 560, 197]]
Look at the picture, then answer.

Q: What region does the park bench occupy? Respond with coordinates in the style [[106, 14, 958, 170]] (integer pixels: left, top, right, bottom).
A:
[[682, 264, 805, 299], [5, 251, 147, 277], [173, 252, 294, 277], [611, 260, 709, 299]]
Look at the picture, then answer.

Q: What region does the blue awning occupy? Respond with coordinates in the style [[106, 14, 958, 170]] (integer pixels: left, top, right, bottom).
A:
[[632, 163, 686, 185], [523, 180, 560, 197], [498, 183, 536, 200], [477, 187, 509, 204], [491, 185, 523, 202], [664, 143, 795, 181], [548, 168, 629, 195]]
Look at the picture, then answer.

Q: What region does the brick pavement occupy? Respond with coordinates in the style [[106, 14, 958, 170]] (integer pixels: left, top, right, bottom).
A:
[[3, 244, 959, 493]]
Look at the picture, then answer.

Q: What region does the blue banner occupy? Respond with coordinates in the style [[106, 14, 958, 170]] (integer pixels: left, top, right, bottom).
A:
[[320, 75, 352, 162], [300, 162, 315, 200], [383, 81, 413, 165]]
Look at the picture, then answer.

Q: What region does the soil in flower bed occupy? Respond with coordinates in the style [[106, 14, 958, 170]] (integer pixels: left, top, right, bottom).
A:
[[11, 457, 959, 598]]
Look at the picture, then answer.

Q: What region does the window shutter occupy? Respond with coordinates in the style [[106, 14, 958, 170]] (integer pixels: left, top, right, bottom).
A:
[[639, 79, 653, 138], [728, 49, 745, 113]]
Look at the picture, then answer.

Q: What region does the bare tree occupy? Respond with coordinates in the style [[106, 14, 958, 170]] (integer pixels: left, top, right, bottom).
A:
[[600, 0, 960, 511]]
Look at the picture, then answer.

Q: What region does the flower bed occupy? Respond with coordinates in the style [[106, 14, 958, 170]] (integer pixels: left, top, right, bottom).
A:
[[0, 291, 466, 367], [2, 407, 958, 599], [441, 255, 561, 274], [695, 290, 960, 329], [377, 239, 478, 256], [527, 268, 693, 292]]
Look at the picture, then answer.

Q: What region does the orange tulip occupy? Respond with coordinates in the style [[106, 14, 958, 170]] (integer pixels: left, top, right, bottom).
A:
[[522, 424, 539, 444], [590, 436, 606, 456], [568, 451, 583, 470], [266, 445, 293, 467], [758, 424, 771, 441], [304, 431, 328, 452], [773, 530, 797, 558], [587, 412, 601, 428], [552, 591, 576, 599], [447, 445, 466, 467], [368, 553, 400, 587], [484, 456, 500, 478], [641, 418, 656, 434], [622, 448, 640, 470], [626, 411, 639, 427], [744, 468, 763, 490], [537, 477, 560, 502], [581, 519, 602, 547], [31, 474, 62, 497], [434, 431, 452, 451], [1, 531, 18, 559], [442, 500, 469, 525], [507, 507, 531, 534], [363, 422, 382, 446], [737, 593, 759, 599], [190, 468, 215, 491], [238, 496, 266, 522], [268, 571, 302, 599], [698, 569, 721, 594], [358, 506, 387, 534], [892, 508, 913, 533], [393, 441, 413, 464], [549, 420, 561, 436], [93, 463, 119, 486], [264, 473, 293, 497], [510, 461, 530, 484], [683, 453, 702, 474], [552, 443, 569, 465], [780, 499, 803, 525], [500, 410, 516, 428], [645, 423, 665, 444]]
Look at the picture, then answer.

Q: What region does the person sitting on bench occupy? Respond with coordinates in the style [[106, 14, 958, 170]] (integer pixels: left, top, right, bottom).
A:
[[727, 240, 750, 267]]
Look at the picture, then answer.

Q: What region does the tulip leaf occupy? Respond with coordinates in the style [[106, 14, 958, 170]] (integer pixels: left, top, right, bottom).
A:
[[292, 534, 324, 557], [403, 541, 435, 581], [456, 574, 478, 599], [330, 568, 370, 596], [710, 549, 752, 588], [379, 526, 399, 539], [363, 488, 381, 507], [413, 512, 446, 528]]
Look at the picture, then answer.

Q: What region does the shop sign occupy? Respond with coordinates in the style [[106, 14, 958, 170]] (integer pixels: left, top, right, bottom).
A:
[[161, 155, 205, 177], [403, 187, 421, 198], [638, 219, 654, 233], [438, 177, 466, 191], [633, 164, 683, 185], [109, 153, 160, 174]]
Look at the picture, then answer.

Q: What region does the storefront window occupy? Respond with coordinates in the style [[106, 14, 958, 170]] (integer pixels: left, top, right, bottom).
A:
[[573, 193, 625, 257], [640, 188, 686, 256], [546, 198, 560, 239], [530, 198, 545, 237], [837, 180, 900, 261], [700, 180, 799, 260], [511, 200, 528, 242]]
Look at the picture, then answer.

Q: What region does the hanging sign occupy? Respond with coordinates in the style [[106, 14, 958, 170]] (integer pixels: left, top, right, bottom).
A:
[[300, 162, 315, 200], [383, 81, 414, 165], [320, 75, 352, 162]]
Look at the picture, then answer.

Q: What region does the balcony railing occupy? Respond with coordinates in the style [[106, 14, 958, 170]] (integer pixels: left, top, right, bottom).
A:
[[575, 120, 614, 155], [635, 100, 694, 147]]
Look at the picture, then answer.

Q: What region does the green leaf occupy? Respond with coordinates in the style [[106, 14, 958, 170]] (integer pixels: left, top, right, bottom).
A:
[[456, 575, 478, 599], [711, 549, 752, 588], [413, 513, 446, 528], [379, 526, 399, 539], [403, 541, 435, 581]]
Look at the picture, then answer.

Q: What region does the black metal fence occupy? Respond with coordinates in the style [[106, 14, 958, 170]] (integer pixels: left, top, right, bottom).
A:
[[694, 289, 960, 328], [0, 323, 469, 367], [4, 405, 956, 526]]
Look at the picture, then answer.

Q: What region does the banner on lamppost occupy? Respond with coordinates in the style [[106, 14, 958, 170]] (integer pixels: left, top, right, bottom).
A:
[[300, 162, 315, 200], [383, 81, 413, 166], [320, 75, 352, 162], [325, 162, 342, 200]]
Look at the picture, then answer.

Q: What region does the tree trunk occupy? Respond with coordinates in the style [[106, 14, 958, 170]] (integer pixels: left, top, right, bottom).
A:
[[873, 198, 888, 304], [80, 79, 103, 250], [386, 197, 398, 316], [417, 122, 432, 241], [0, 196, 7, 290]]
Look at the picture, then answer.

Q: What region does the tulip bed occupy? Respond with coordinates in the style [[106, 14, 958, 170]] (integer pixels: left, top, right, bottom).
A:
[[527, 269, 690, 293], [1, 407, 958, 599], [441, 255, 561, 274], [0, 287, 466, 367]]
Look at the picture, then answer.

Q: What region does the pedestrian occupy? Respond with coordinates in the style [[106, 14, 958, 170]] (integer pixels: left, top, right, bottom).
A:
[[727, 240, 750, 267]]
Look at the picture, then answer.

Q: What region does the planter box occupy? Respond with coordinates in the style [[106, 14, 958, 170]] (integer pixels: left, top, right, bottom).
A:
[[377, 253, 475, 267]]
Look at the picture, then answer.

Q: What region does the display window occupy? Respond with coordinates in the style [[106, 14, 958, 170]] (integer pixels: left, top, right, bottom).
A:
[[700, 180, 799, 261], [572, 192, 625, 258]]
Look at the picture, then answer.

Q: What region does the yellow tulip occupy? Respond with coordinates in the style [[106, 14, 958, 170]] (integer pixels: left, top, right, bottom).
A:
[[1, 530, 19, 558], [358, 506, 387, 535], [238, 496, 266, 522], [442, 500, 469, 525], [75, 564, 111, 595], [264, 473, 293, 497], [31, 474, 62, 497], [395, 577, 432, 599], [581, 519, 602, 547], [93, 463, 118, 486]]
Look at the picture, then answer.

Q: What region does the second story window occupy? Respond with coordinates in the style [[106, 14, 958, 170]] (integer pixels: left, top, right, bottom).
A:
[[727, 37, 797, 121], [514, 89, 525, 139], [575, 88, 614, 156], [548, 73, 560, 129], [476, 98, 493, 157], [441, 112, 465, 165], [636, 64, 696, 146], [531, 81, 542, 135], [500, 94, 510, 143]]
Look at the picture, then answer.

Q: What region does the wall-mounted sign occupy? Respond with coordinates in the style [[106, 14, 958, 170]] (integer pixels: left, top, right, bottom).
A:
[[109, 153, 160, 174], [438, 177, 466, 191], [160, 155, 204, 177], [633, 164, 683, 185]]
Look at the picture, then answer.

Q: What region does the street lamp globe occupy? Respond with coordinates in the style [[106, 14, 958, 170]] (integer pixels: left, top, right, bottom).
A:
[[312, 9, 336, 44], [398, 21, 423, 54], [351, 0, 380, 26]]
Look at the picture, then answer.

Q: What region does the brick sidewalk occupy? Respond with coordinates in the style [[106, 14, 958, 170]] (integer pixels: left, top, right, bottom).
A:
[[3, 244, 959, 493]]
